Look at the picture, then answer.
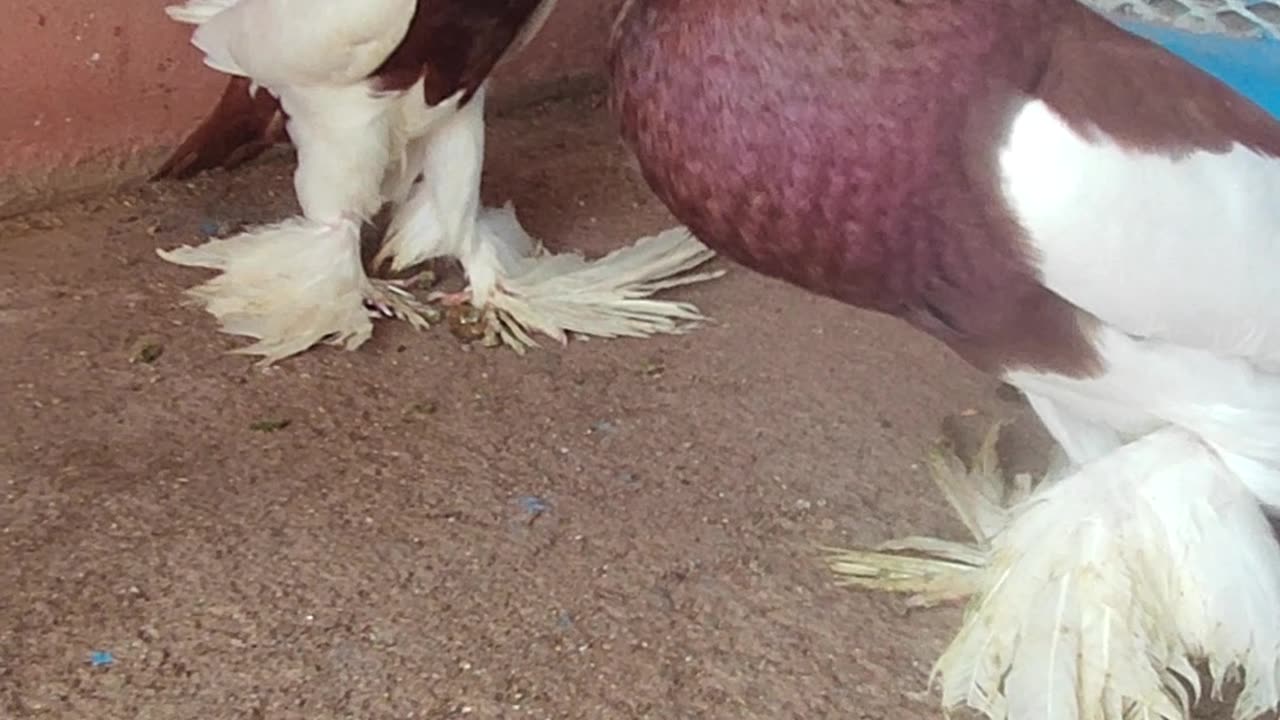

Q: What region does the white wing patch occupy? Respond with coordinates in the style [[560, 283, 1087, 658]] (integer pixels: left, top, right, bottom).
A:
[[998, 99, 1280, 369]]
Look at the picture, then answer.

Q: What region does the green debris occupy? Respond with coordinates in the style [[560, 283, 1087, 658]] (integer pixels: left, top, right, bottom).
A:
[[249, 418, 292, 433], [128, 336, 166, 365], [406, 401, 438, 416], [639, 357, 666, 378]]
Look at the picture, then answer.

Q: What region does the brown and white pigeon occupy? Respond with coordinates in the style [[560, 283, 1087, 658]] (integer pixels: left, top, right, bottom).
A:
[[610, 0, 1280, 718], [155, 0, 722, 364]]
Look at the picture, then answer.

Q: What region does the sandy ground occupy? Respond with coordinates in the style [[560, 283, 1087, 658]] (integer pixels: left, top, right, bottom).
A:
[[0, 91, 1056, 719]]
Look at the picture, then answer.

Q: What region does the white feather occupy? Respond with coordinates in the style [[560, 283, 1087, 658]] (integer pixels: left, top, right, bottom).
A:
[[999, 99, 1280, 370], [473, 206, 724, 350], [1000, 89, 1280, 523], [933, 427, 1280, 720], [165, 0, 238, 26], [945, 96, 1280, 720], [381, 81, 466, 206], [377, 85, 489, 278], [1001, 95, 1280, 509], [1007, 326, 1280, 504], [277, 83, 402, 222], [158, 213, 432, 366], [158, 218, 374, 363], [157, 63, 425, 362], [166, 0, 416, 87]]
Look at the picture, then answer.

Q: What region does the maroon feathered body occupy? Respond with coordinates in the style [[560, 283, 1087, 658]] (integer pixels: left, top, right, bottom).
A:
[[609, 0, 1091, 373], [612, 6, 1280, 718], [609, 0, 1130, 376]]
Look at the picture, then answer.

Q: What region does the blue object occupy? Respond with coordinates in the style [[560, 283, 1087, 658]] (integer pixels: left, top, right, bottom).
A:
[[517, 495, 551, 514], [1112, 13, 1280, 121], [90, 651, 114, 667]]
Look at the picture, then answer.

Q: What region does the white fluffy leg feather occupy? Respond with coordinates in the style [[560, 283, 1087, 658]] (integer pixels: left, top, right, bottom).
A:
[[381, 84, 464, 208], [372, 84, 725, 351], [160, 84, 439, 364], [826, 423, 1025, 605], [159, 218, 432, 365], [469, 204, 725, 352], [281, 85, 396, 224], [827, 424, 1280, 720], [375, 88, 483, 274]]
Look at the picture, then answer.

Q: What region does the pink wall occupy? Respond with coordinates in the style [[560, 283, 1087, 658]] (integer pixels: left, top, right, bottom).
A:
[[0, 0, 624, 218]]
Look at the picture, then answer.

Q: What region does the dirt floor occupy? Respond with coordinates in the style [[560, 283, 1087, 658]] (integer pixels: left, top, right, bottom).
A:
[[0, 91, 1055, 719]]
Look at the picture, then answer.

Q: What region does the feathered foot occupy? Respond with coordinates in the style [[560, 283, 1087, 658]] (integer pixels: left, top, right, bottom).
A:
[[824, 421, 1028, 606], [455, 204, 727, 353], [158, 217, 438, 365], [825, 424, 1280, 720], [363, 279, 438, 328]]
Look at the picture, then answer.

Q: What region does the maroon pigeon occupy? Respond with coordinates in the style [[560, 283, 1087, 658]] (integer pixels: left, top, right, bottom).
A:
[[610, 1, 1280, 718]]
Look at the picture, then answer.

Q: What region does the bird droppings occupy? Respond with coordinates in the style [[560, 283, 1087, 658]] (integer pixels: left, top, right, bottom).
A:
[[248, 418, 292, 433], [405, 400, 439, 417]]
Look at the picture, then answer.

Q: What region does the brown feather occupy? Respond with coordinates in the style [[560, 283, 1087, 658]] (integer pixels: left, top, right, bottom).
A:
[[1036, 3, 1280, 158], [371, 0, 551, 104], [153, 77, 289, 181]]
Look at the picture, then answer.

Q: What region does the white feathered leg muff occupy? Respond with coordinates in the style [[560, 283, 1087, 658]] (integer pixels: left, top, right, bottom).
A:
[[830, 425, 1280, 720]]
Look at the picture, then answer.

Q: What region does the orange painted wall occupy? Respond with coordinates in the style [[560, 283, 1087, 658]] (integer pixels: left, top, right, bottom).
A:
[[0, 0, 625, 218]]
